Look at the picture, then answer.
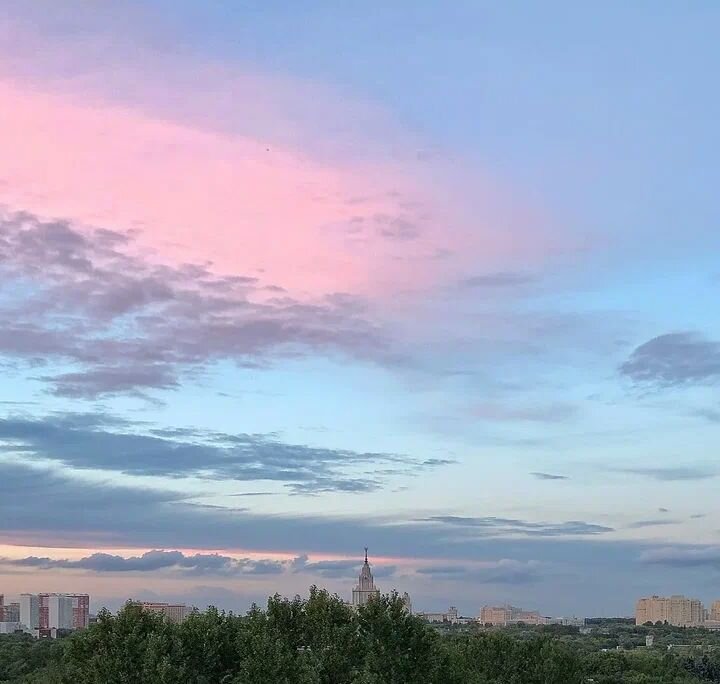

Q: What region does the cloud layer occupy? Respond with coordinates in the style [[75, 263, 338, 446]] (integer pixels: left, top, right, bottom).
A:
[[0, 212, 391, 398], [0, 412, 451, 494]]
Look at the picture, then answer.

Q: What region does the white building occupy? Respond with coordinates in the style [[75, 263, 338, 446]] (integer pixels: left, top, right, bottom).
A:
[[47, 594, 74, 630], [418, 606, 460, 624], [20, 594, 39, 630], [351, 548, 381, 608]]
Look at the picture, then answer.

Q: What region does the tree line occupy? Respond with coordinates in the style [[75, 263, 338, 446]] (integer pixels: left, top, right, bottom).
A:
[[1, 588, 720, 683]]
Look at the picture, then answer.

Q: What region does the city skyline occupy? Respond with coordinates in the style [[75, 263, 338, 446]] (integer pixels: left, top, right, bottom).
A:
[[1, 1, 720, 617]]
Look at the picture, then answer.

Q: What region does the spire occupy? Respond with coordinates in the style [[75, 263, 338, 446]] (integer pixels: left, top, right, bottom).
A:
[[364, 547, 368, 564]]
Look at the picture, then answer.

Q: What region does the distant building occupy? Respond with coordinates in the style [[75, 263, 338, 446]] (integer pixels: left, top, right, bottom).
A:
[[418, 606, 460, 624], [68, 594, 91, 629], [3, 603, 20, 623], [351, 548, 381, 608], [138, 602, 192, 624], [20, 594, 39, 630], [0, 623, 22, 634], [545, 616, 586, 627], [401, 592, 412, 614], [711, 601, 720, 622], [45, 594, 74, 630], [635, 595, 705, 627], [18, 594, 90, 632], [479, 605, 547, 626]]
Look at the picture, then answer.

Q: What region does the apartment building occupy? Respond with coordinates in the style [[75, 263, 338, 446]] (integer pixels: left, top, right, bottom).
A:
[[635, 595, 705, 627]]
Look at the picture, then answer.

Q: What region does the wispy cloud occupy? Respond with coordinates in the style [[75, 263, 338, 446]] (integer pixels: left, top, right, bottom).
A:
[[415, 559, 540, 585], [473, 402, 578, 424], [458, 272, 537, 289], [626, 519, 681, 529], [615, 466, 717, 481], [531, 472, 569, 481], [0, 412, 451, 495], [420, 515, 612, 537], [0, 212, 390, 398]]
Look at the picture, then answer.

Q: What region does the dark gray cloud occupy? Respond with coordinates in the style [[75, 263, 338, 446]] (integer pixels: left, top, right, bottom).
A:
[[616, 466, 717, 481], [0, 210, 390, 398], [0, 461, 625, 563], [2, 550, 285, 576], [531, 472, 568, 481], [640, 546, 720, 569], [459, 272, 536, 289], [290, 555, 396, 579], [620, 332, 720, 387], [626, 519, 681, 529], [0, 462, 705, 617], [0, 412, 449, 494], [416, 559, 540, 585], [420, 516, 612, 537]]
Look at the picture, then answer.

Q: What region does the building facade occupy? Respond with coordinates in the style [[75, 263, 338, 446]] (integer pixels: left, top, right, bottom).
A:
[[19, 593, 90, 632], [635, 595, 705, 627], [351, 549, 380, 608], [138, 602, 192, 624], [711, 601, 720, 622], [479, 605, 547, 626], [417, 606, 460, 624], [3, 603, 20, 623], [46, 595, 74, 630], [20, 594, 39, 630], [0, 623, 22, 634]]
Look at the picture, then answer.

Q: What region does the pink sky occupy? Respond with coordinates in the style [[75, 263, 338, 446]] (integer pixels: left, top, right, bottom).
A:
[[0, 43, 555, 302]]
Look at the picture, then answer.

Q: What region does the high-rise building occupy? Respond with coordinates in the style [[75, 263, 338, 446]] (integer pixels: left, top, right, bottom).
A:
[[711, 601, 720, 622], [69, 594, 90, 629], [0, 594, 4, 621], [20, 594, 39, 630], [19, 594, 90, 631], [137, 602, 192, 624], [351, 548, 381, 608], [3, 603, 20, 623], [635, 595, 705, 627], [46, 595, 74, 630]]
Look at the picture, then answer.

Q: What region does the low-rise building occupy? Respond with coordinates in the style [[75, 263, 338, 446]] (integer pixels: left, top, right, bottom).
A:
[[479, 605, 547, 626], [138, 602, 192, 624], [417, 606, 460, 624]]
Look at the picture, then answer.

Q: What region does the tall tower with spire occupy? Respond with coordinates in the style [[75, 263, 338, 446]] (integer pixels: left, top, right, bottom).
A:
[[352, 547, 380, 607]]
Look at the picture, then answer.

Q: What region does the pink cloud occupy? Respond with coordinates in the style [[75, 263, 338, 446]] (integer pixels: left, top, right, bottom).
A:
[[0, 10, 560, 305]]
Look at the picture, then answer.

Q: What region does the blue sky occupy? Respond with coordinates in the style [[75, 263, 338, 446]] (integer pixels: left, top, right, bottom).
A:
[[0, 1, 719, 617]]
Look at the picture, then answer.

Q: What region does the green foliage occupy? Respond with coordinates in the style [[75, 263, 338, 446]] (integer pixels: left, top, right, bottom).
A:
[[3, 592, 720, 683]]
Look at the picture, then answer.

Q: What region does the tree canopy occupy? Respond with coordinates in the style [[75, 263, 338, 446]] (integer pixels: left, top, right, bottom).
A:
[[1, 589, 719, 683]]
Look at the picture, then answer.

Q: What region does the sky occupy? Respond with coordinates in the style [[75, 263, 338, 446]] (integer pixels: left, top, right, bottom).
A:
[[0, 0, 719, 618]]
